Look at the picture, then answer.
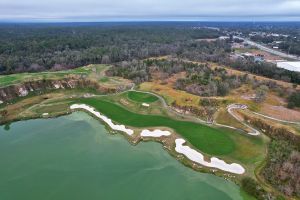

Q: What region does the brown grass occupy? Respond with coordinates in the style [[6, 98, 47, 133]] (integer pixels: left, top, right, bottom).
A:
[[215, 108, 251, 131], [260, 104, 300, 122], [140, 81, 200, 107]]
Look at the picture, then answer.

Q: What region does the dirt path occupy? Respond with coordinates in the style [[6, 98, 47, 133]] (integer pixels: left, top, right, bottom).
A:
[[226, 104, 260, 136], [252, 111, 300, 125]]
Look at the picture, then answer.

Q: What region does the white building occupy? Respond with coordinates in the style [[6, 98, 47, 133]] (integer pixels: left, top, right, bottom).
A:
[[277, 62, 300, 72]]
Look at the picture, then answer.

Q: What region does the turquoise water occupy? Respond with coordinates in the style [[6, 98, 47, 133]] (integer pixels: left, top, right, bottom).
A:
[[0, 112, 247, 200]]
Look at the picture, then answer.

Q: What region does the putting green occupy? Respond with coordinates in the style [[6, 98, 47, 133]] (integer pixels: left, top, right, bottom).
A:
[[76, 98, 236, 156], [127, 91, 159, 103]]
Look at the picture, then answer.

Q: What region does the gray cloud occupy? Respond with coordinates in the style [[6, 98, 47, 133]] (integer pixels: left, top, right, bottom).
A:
[[0, 0, 300, 21]]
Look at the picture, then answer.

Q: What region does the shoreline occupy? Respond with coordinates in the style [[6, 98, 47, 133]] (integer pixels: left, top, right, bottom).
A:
[[70, 103, 245, 175]]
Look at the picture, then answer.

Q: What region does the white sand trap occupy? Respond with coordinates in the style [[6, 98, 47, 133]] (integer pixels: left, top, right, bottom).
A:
[[141, 129, 171, 137], [70, 104, 134, 136], [142, 103, 150, 107], [175, 139, 245, 174], [42, 113, 49, 116]]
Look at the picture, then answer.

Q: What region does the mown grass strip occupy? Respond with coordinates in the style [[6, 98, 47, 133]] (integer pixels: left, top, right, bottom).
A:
[[127, 91, 159, 103]]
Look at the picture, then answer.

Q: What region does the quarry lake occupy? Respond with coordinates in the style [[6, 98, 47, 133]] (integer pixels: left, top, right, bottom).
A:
[[0, 112, 248, 200]]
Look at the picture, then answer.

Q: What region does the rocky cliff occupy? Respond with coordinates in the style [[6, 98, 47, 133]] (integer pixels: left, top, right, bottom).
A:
[[0, 78, 115, 102]]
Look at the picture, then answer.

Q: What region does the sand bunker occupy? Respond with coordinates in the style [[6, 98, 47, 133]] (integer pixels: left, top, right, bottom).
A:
[[175, 139, 245, 174], [70, 104, 134, 136], [141, 129, 171, 137], [142, 103, 150, 107], [70, 104, 244, 174]]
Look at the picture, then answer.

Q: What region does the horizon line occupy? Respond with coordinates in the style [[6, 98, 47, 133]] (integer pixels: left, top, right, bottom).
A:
[[1, 20, 300, 23]]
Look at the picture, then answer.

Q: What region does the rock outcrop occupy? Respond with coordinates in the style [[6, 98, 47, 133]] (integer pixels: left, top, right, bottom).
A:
[[0, 78, 115, 102]]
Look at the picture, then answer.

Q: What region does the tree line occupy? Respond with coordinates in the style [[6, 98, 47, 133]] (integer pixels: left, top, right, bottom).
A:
[[0, 24, 220, 74]]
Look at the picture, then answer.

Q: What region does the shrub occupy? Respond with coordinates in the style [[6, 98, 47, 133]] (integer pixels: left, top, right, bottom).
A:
[[288, 92, 300, 108]]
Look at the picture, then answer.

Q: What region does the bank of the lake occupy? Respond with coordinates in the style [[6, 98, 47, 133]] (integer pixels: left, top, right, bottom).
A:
[[0, 112, 251, 200]]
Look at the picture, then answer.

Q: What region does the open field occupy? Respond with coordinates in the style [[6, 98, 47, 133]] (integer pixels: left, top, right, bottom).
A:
[[140, 81, 201, 107]]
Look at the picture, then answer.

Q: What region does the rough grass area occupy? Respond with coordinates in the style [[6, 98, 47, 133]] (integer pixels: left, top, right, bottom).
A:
[[215, 108, 250, 131], [76, 97, 237, 156], [139, 82, 200, 107], [127, 91, 158, 103]]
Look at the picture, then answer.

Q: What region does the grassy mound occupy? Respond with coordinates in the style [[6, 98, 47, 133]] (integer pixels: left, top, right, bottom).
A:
[[127, 91, 159, 103], [76, 98, 236, 156]]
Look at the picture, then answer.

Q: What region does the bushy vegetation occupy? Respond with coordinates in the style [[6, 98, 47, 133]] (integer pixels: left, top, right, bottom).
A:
[[254, 85, 269, 103], [224, 59, 300, 84], [175, 66, 245, 97], [110, 59, 247, 96], [110, 59, 291, 100], [242, 113, 300, 198], [241, 177, 266, 200], [288, 91, 300, 108], [262, 140, 300, 198]]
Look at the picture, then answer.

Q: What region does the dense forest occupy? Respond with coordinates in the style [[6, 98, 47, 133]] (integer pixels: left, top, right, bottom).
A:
[[1, 23, 300, 85], [0, 23, 220, 73]]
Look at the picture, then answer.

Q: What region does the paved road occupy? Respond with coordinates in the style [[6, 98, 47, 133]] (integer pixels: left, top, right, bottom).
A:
[[235, 36, 300, 61]]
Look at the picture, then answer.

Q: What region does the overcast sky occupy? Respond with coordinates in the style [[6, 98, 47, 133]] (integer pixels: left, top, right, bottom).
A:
[[1, 0, 300, 22]]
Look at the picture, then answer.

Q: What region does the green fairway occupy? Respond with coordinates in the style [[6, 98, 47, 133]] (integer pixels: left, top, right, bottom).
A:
[[76, 98, 236, 156], [0, 67, 90, 87], [0, 64, 130, 88], [127, 91, 159, 103]]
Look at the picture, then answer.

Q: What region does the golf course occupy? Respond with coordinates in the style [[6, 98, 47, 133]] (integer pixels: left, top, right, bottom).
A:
[[127, 91, 159, 103], [0, 66, 269, 199], [76, 97, 236, 155]]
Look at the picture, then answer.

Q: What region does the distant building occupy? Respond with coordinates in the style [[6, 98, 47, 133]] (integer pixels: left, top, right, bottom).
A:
[[240, 52, 264, 62], [219, 36, 230, 40], [277, 62, 300, 72], [254, 55, 264, 62]]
